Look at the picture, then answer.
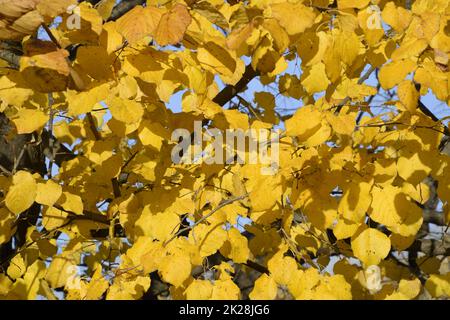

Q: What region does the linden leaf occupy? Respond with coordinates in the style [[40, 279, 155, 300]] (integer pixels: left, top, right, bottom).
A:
[[398, 80, 419, 113], [351, 227, 391, 266], [285, 105, 331, 146], [116, 5, 162, 44], [379, 59, 417, 90], [45, 252, 78, 289], [59, 192, 84, 215], [219, 228, 250, 263], [12, 108, 48, 134], [197, 41, 237, 79], [269, 2, 315, 35], [5, 171, 37, 215], [211, 279, 240, 300], [425, 273, 450, 298], [185, 279, 214, 300], [189, 223, 228, 258], [249, 274, 277, 300], [107, 96, 144, 125], [154, 4, 192, 46], [35, 180, 62, 207], [158, 254, 191, 287], [338, 181, 372, 223]]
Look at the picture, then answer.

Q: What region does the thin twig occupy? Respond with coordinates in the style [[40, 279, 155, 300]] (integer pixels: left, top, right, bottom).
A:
[[0, 164, 12, 176], [334, 65, 377, 115], [163, 194, 248, 246]]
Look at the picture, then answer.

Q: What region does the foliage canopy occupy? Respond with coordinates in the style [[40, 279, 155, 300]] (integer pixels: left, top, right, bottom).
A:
[[0, 0, 449, 300]]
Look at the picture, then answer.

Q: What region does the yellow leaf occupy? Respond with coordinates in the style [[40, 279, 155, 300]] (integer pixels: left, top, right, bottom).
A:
[[425, 273, 450, 298], [96, 0, 116, 20], [67, 83, 110, 116], [141, 241, 166, 274], [333, 217, 360, 240], [301, 62, 330, 94], [211, 279, 240, 300], [35, 180, 62, 207], [158, 254, 191, 287], [338, 181, 372, 223], [248, 174, 282, 212], [351, 227, 391, 266], [135, 207, 180, 242], [226, 22, 255, 51], [379, 59, 417, 90], [83, 264, 109, 300], [268, 248, 298, 286], [193, 1, 228, 30], [197, 41, 237, 79], [45, 253, 78, 289], [5, 170, 37, 215], [107, 96, 144, 125], [263, 18, 289, 53], [269, 2, 315, 35], [381, 2, 412, 34], [369, 185, 403, 228], [326, 113, 356, 136], [189, 223, 228, 258], [106, 273, 150, 300], [7, 254, 26, 280], [220, 228, 250, 263], [12, 108, 48, 134], [137, 120, 168, 151], [100, 22, 124, 54], [36, 0, 77, 18], [338, 0, 371, 9], [20, 49, 70, 76], [185, 279, 213, 300], [398, 278, 421, 299], [398, 80, 419, 112], [0, 208, 15, 245], [42, 206, 68, 230], [59, 192, 84, 215], [286, 105, 331, 146], [116, 5, 162, 44], [23, 260, 47, 299], [249, 274, 277, 300]]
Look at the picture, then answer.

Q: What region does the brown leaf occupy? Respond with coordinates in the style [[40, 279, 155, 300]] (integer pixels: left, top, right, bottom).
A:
[[36, 0, 77, 19], [0, 0, 39, 19]]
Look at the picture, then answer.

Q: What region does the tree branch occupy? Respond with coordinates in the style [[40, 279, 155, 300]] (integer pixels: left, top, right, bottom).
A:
[[0, 48, 20, 69], [335, 65, 377, 114], [244, 260, 269, 275], [212, 64, 259, 107], [163, 195, 248, 246], [410, 234, 450, 257], [53, 204, 110, 225], [423, 210, 445, 226], [418, 99, 450, 136], [108, 0, 146, 21]]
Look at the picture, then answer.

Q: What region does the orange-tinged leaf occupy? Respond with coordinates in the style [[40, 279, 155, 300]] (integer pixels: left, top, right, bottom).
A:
[[116, 5, 162, 44], [154, 4, 192, 46]]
